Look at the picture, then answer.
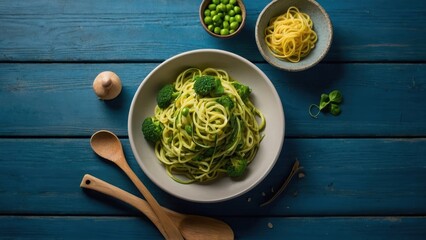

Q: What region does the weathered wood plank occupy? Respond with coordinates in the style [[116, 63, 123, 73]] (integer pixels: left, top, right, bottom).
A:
[[0, 63, 425, 137], [0, 138, 424, 216], [0, 216, 424, 240], [1, 1, 424, 239], [0, 0, 424, 62]]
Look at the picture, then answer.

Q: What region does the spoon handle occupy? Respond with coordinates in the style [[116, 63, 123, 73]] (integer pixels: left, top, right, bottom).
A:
[[80, 174, 170, 238], [118, 161, 184, 240]]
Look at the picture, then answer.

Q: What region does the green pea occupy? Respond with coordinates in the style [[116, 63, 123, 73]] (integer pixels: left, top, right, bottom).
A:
[[234, 14, 242, 23], [210, 10, 216, 16], [204, 9, 211, 16], [212, 15, 221, 23], [229, 29, 235, 34], [185, 125, 193, 135], [219, 3, 227, 12], [220, 28, 229, 35], [226, 4, 233, 11], [224, 15, 230, 21], [181, 107, 190, 117], [213, 0, 220, 4], [228, 9, 235, 16], [230, 21, 239, 30], [208, 24, 214, 31], [234, 6, 241, 14], [223, 21, 230, 29], [208, 3, 216, 10], [229, 17, 235, 22], [214, 27, 221, 34], [204, 16, 213, 25], [230, 0, 237, 4], [221, 0, 229, 4], [217, 12, 224, 19]]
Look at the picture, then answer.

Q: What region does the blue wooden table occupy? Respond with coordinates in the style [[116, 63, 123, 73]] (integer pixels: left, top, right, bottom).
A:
[[1, 0, 425, 239]]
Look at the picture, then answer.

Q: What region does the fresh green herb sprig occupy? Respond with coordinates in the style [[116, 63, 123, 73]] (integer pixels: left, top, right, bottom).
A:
[[309, 90, 343, 118]]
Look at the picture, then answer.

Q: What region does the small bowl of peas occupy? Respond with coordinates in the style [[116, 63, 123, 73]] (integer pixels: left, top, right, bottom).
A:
[[199, 0, 246, 38]]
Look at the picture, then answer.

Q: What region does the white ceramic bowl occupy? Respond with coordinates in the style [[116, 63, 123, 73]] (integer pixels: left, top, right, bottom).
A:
[[128, 49, 285, 203]]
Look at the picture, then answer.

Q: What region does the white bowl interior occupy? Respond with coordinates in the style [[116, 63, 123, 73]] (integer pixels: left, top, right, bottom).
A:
[[128, 49, 285, 202]]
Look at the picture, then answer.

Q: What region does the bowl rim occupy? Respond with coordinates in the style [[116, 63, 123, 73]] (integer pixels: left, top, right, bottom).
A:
[[199, 0, 247, 38], [128, 48, 285, 202], [255, 0, 333, 72]]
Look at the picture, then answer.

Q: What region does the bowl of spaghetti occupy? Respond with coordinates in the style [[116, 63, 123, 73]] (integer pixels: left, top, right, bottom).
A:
[[255, 0, 333, 71], [128, 49, 285, 202]]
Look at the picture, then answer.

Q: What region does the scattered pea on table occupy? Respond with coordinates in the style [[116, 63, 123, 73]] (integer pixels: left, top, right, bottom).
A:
[[203, 0, 243, 36]]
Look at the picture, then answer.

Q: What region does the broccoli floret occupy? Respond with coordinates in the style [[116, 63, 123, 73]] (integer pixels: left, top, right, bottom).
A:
[[233, 82, 251, 101], [156, 84, 179, 109], [193, 75, 224, 97], [216, 95, 235, 110], [226, 157, 248, 178], [141, 117, 163, 143]]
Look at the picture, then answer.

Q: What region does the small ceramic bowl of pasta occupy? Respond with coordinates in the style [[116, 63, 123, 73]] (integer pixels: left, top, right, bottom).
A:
[[255, 0, 333, 71]]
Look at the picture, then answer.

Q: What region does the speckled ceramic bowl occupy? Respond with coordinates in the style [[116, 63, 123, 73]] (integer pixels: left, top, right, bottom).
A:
[[199, 0, 246, 38], [255, 0, 333, 71], [128, 49, 285, 203]]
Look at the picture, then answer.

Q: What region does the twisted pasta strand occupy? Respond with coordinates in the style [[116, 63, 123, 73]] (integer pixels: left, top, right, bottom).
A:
[[265, 6, 318, 62], [153, 68, 266, 183]]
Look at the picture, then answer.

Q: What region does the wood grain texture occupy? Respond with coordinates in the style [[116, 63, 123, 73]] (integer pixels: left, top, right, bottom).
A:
[[0, 0, 424, 62], [0, 216, 424, 240], [0, 63, 425, 137], [0, 138, 424, 216], [0, 0, 425, 239]]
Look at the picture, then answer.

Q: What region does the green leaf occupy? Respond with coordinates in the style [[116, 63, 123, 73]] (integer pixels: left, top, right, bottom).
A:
[[330, 103, 341, 116], [320, 93, 329, 103], [319, 94, 330, 111], [329, 90, 343, 104], [309, 90, 344, 118], [319, 101, 330, 111]]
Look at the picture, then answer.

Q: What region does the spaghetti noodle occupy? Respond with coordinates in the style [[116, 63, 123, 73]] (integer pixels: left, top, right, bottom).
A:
[[264, 6, 318, 63], [152, 67, 266, 184]]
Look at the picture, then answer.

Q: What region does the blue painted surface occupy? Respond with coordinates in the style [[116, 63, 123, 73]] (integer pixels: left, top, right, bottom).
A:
[[0, 0, 425, 239]]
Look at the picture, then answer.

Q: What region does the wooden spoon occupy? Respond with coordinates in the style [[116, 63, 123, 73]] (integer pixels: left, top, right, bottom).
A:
[[80, 174, 234, 240], [90, 130, 184, 240]]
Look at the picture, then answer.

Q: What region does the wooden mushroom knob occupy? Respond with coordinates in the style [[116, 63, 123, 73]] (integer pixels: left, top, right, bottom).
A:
[[93, 71, 122, 100]]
